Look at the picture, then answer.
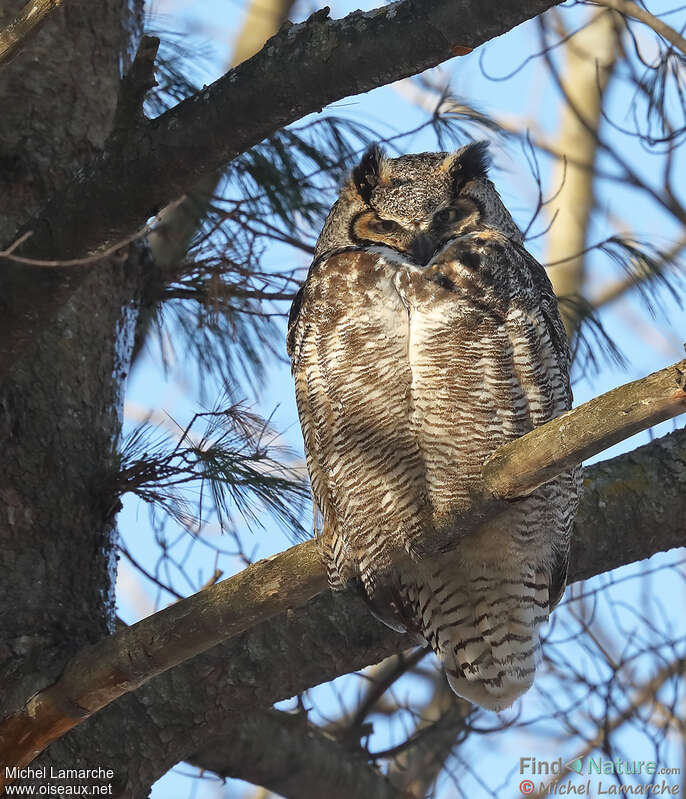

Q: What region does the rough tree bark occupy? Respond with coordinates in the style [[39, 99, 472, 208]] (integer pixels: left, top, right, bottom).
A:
[[0, 0, 144, 727]]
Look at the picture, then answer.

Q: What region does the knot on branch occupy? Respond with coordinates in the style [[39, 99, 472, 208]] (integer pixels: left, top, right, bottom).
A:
[[675, 365, 686, 393], [110, 35, 160, 142], [306, 6, 331, 24]]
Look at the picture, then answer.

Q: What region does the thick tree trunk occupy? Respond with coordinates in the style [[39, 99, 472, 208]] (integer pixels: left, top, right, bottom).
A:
[[0, 0, 143, 763]]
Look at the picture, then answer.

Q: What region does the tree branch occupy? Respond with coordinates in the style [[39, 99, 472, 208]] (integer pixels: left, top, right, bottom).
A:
[[31, 423, 686, 795], [188, 708, 397, 799], [386, 678, 470, 797], [543, 7, 621, 336], [0, 0, 561, 377], [592, 0, 686, 57], [0, 0, 62, 67], [109, 35, 160, 138], [0, 357, 684, 783]]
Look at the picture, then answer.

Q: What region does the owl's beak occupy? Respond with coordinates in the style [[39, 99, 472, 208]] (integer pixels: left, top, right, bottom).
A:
[[410, 233, 437, 266]]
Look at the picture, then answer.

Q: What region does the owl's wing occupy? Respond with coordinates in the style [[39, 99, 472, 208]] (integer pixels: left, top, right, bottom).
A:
[[287, 249, 430, 630], [510, 243, 579, 610], [511, 240, 572, 373], [416, 232, 578, 610], [287, 282, 341, 578]]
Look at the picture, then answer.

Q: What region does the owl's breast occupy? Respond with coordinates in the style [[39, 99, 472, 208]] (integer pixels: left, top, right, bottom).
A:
[[393, 234, 512, 324]]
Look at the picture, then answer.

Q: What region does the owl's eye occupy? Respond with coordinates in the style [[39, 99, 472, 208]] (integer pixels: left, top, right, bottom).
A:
[[433, 207, 462, 226], [372, 218, 402, 234]]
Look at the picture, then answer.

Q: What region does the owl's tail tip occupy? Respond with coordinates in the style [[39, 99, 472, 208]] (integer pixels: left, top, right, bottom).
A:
[[444, 663, 536, 711]]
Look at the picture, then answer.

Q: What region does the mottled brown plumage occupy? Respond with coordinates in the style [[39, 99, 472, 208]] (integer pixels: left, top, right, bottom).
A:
[[288, 143, 580, 710]]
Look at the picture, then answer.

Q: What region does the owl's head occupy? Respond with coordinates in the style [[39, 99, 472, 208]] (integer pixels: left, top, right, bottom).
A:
[[314, 141, 522, 264]]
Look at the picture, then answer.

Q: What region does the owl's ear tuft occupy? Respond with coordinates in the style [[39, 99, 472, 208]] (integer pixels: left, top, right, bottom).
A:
[[352, 144, 388, 204], [443, 140, 491, 186]]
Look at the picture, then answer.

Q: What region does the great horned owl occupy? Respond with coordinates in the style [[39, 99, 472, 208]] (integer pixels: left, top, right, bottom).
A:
[[287, 142, 580, 710]]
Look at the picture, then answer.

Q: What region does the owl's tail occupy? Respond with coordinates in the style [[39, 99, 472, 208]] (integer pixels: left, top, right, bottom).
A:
[[403, 562, 550, 711]]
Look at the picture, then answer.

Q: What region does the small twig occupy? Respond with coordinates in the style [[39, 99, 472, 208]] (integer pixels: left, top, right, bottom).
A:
[[0, 198, 184, 268], [2, 230, 33, 254], [348, 648, 430, 731], [0, 0, 62, 67], [118, 544, 185, 601], [199, 568, 224, 590], [591, 0, 686, 57]]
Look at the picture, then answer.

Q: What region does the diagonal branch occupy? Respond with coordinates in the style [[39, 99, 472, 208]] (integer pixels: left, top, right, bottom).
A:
[[0, 357, 684, 783], [591, 0, 686, 57], [0, 0, 63, 67], [25, 423, 686, 794], [0, 0, 561, 376]]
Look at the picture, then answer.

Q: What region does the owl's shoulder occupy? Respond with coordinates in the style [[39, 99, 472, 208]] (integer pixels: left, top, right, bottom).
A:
[[287, 246, 396, 360]]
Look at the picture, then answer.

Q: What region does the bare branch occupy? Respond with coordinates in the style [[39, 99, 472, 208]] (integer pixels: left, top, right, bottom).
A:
[[483, 357, 686, 498], [387, 678, 470, 797], [591, 0, 686, 57], [0, 356, 685, 781], [26, 425, 686, 794], [346, 648, 430, 732], [188, 708, 397, 799], [530, 656, 686, 798], [0, 0, 62, 67]]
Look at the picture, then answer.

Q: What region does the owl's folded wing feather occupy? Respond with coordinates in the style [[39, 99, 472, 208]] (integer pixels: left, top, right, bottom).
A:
[[287, 250, 431, 629]]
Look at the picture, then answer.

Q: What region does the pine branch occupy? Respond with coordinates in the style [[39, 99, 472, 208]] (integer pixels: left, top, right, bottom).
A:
[[0, 356, 684, 782], [588, 234, 686, 311], [116, 403, 307, 536], [147, 0, 297, 276]]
